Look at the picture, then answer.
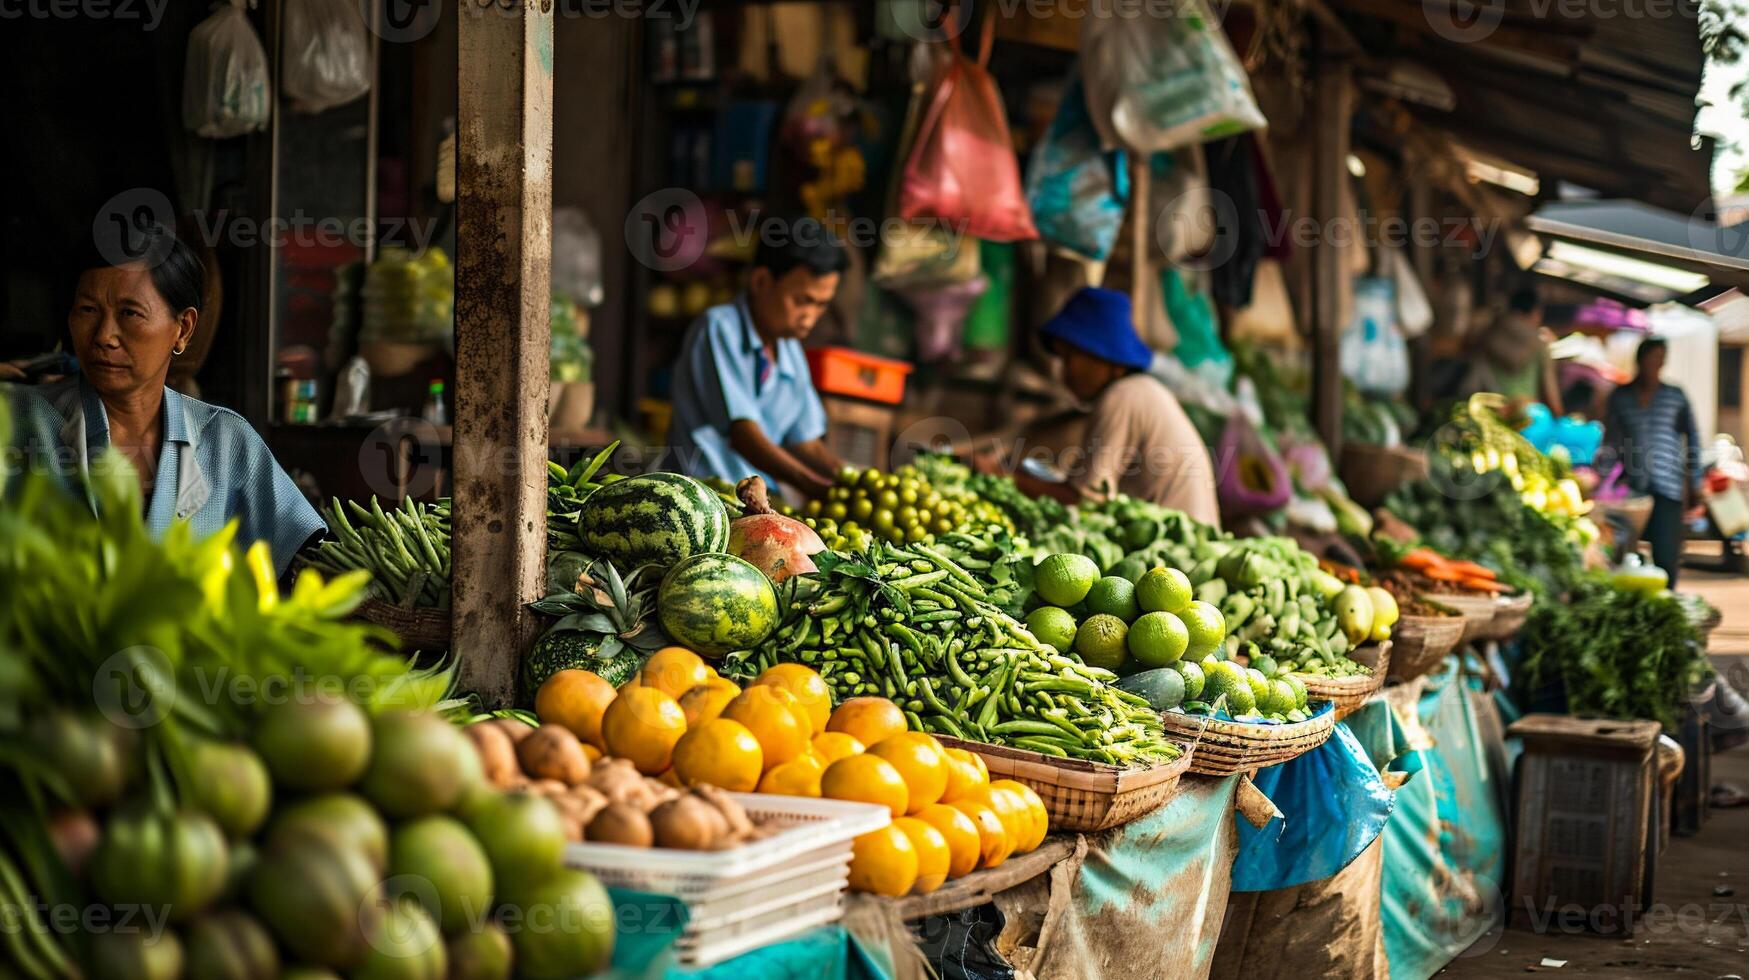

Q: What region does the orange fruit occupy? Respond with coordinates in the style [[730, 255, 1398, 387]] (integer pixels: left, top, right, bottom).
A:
[[721, 686, 810, 771], [534, 669, 619, 750], [618, 674, 643, 694], [940, 748, 989, 803], [847, 825, 918, 897], [892, 817, 951, 894], [867, 733, 948, 813], [757, 753, 824, 797], [600, 686, 688, 774], [755, 664, 833, 735], [580, 742, 603, 765], [974, 785, 1031, 854], [657, 767, 685, 789], [992, 779, 1049, 852], [671, 718, 764, 792], [679, 678, 741, 727], [826, 697, 907, 749], [820, 754, 909, 818], [950, 798, 1010, 869], [811, 732, 864, 765], [641, 646, 715, 700], [914, 803, 981, 878]]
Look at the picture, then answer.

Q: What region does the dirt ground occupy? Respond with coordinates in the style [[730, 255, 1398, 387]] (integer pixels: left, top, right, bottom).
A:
[[1437, 563, 1749, 978]]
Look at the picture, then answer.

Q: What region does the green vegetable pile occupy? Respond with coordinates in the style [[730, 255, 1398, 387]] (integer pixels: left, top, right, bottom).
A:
[[1382, 480, 1585, 596], [724, 543, 1178, 766], [1517, 577, 1708, 730]]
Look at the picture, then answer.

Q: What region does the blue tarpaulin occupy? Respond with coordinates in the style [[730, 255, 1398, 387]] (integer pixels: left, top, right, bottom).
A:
[[1232, 721, 1396, 891]]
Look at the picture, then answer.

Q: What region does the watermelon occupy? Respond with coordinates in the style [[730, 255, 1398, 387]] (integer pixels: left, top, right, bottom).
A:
[[577, 473, 730, 571], [1115, 668, 1186, 711], [520, 631, 640, 699], [657, 554, 778, 657]]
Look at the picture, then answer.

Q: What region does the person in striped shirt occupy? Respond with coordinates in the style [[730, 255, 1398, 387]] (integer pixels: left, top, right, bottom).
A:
[[1602, 337, 1702, 585]]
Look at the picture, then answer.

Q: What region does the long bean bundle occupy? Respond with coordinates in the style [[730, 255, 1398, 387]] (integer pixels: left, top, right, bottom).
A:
[[308, 496, 452, 608], [729, 543, 1178, 766]]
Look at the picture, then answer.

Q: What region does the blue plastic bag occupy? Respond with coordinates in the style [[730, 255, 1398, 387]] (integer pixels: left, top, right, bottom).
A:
[[1231, 721, 1395, 891], [1026, 67, 1128, 261]]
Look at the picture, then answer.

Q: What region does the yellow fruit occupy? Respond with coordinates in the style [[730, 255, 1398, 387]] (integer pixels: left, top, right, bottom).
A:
[[977, 785, 1031, 852], [811, 732, 865, 765], [618, 675, 642, 694], [657, 767, 685, 789], [950, 799, 1009, 870], [990, 780, 1048, 853], [847, 825, 918, 897], [941, 748, 989, 803], [914, 803, 981, 878], [641, 646, 715, 700], [600, 687, 688, 775], [580, 743, 602, 765], [826, 697, 907, 749], [756, 754, 824, 797], [679, 679, 740, 728], [868, 733, 948, 813], [534, 669, 619, 751], [671, 718, 764, 792], [755, 664, 832, 735], [722, 686, 810, 772], [892, 817, 951, 894], [820, 754, 909, 818]]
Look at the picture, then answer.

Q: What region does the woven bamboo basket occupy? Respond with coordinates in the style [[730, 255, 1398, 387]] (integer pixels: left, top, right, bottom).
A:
[[933, 737, 1194, 832], [1387, 615, 1465, 682], [1295, 642, 1391, 720], [1339, 444, 1430, 506], [1157, 706, 1337, 777], [1598, 496, 1654, 539], [1478, 592, 1533, 642], [352, 595, 452, 650], [1432, 592, 1497, 644]]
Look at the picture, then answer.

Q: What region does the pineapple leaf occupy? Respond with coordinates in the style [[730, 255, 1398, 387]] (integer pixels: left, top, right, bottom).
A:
[[553, 612, 616, 634]]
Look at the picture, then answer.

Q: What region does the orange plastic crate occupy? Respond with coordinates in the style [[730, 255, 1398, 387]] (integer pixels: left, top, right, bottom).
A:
[[805, 347, 912, 405]]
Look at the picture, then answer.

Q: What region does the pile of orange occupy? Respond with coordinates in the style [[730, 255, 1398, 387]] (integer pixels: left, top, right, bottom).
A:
[[536, 655, 1050, 896]]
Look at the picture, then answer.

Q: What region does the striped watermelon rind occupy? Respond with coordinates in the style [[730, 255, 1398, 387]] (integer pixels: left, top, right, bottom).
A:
[[657, 553, 779, 657], [578, 473, 731, 571]]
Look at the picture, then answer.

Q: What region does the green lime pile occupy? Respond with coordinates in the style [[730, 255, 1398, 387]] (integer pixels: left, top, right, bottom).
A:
[[1177, 646, 1312, 723], [1025, 555, 1229, 684], [792, 464, 1012, 550]]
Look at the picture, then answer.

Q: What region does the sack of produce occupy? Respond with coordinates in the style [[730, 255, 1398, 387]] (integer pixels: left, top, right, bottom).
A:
[[182, 0, 271, 139]]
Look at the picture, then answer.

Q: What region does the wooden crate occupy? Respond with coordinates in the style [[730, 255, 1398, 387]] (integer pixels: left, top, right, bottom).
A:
[[1673, 692, 1711, 837], [1508, 714, 1660, 934], [822, 396, 897, 471]]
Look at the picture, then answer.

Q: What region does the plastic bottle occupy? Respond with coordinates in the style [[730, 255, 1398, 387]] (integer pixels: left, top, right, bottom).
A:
[[422, 379, 448, 426]]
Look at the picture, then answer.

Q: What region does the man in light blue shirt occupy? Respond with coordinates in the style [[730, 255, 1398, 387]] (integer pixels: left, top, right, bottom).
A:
[[667, 218, 847, 498]]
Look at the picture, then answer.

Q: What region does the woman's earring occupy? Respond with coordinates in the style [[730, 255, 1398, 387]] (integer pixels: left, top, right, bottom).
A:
[[173, 345, 186, 356]]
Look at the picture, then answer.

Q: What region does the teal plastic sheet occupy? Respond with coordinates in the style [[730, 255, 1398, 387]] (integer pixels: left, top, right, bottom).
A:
[[1232, 722, 1395, 891], [603, 888, 886, 980], [1379, 664, 1508, 980], [993, 774, 1241, 979]]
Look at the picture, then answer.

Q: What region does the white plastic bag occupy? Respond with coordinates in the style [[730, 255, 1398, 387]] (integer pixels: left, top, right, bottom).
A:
[[1341, 277, 1410, 397], [1385, 246, 1434, 337], [282, 0, 371, 113], [183, 0, 271, 139], [551, 208, 605, 309], [1080, 0, 1266, 152]]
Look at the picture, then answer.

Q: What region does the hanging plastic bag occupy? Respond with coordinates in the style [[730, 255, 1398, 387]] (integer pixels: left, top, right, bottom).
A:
[[282, 0, 371, 113], [551, 208, 605, 309], [1080, 0, 1266, 153], [871, 221, 981, 287], [1341, 277, 1410, 396], [1216, 411, 1292, 517], [1385, 246, 1434, 337], [183, 0, 271, 139], [1151, 149, 1216, 263], [1026, 66, 1127, 260], [898, 17, 1039, 242], [1163, 267, 1232, 388]]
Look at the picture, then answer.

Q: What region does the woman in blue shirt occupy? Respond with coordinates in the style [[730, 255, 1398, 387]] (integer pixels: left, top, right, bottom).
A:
[[5, 222, 324, 575], [1602, 337, 1702, 585]]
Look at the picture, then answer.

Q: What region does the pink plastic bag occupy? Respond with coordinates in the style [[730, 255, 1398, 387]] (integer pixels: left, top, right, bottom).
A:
[[1216, 414, 1291, 517], [898, 18, 1037, 242]]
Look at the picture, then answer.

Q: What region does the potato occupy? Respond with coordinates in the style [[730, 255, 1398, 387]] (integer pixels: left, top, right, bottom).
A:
[[586, 803, 654, 847], [491, 717, 537, 744], [649, 795, 727, 851], [531, 779, 570, 797], [560, 813, 586, 843], [464, 721, 521, 788], [691, 786, 752, 839], [517, 725, 592, 785]]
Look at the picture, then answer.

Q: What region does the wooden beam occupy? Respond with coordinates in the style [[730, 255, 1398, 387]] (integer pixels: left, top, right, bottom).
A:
[[453, 1, 556, 705], [1310, 49, 1354, 455]]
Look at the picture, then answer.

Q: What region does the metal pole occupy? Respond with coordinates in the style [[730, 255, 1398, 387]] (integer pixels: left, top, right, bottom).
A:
[[453, 0, 556, 705]]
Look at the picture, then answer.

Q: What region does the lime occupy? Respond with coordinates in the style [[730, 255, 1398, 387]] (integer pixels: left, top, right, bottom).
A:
[[1073, 614, 1130, 672], [1025, 606, 1079, 655], [1175, 601, 1227, 660], [1284, 675, 1308, 711], [1244, 668, 1271, 707], [1127, 612, 1190, 668], [1171, 660, 1205, 700], [1249, 654, 1279, 679], [1204, 661, 1255, 716], [1266, 679, 1298, 716], [1136, 567, 1194, 615], [1035, 554, 1100, 607], [1084, 576, 1139, 621]]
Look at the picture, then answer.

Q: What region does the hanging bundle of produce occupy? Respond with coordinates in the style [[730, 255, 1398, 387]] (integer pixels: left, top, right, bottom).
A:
[[1427, 393, 1596, 530], [725, 544, 1177, 766]]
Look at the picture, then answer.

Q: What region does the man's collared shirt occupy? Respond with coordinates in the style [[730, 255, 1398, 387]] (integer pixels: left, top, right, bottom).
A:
[[666, 296, 827, 487]]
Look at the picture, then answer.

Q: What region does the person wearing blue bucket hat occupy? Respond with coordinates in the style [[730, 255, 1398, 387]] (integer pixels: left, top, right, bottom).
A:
[[980, 286, 1219, 525]]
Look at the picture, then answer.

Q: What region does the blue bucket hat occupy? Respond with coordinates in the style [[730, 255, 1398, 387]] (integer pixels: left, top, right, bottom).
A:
[[1038, 287, 1153, 372]]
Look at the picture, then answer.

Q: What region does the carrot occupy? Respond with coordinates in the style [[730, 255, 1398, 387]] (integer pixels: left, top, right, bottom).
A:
[[1398, 549, 1445, 572], [1458, 576, 1506, 593], [1421, 566, 1464, 583], [1447, 560, 1497, 581]]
